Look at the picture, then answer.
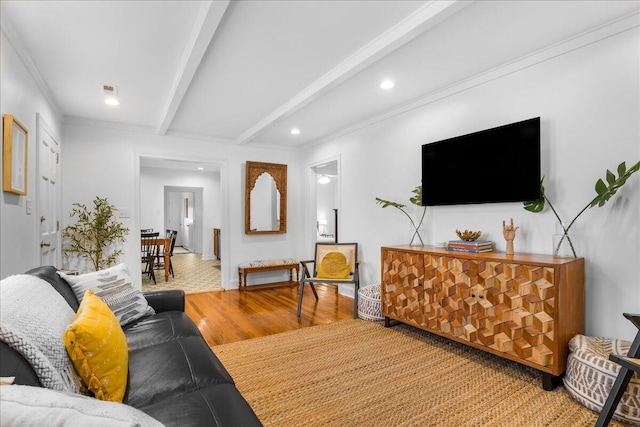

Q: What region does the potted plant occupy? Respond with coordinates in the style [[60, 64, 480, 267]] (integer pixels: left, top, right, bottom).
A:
[[524, 160, 639, 257], [62, 196, 129, 271], [376, 184, 426, 245]]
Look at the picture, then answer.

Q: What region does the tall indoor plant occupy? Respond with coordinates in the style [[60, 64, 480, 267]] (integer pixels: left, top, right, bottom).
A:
[[376, 184, 426, 245], [524, 160, 639, 257], [62, 196, 129, 271]]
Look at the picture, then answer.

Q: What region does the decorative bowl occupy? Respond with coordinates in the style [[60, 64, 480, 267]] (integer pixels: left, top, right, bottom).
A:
[[456, 229, 482, 241]]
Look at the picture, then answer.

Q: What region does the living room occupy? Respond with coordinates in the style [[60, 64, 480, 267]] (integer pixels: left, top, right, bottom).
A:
[[1, 1, 639, 425]]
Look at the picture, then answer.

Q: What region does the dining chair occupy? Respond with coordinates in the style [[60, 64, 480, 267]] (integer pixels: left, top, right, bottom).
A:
[[155, 230, 178, 278], [141, 232, 159, 284]]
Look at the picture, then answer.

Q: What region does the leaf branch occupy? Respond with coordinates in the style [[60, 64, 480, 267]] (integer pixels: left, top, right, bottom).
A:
[[376, 184, 426, 245], [523, 160, 639, 257]]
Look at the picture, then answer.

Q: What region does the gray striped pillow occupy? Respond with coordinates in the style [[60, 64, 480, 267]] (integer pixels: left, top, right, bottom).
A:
[[58, 264, 155, 326]]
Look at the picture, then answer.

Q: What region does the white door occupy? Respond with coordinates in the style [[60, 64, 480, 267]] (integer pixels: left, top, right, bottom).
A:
[[167, 191, 184, 246], [37, 114, 61, 267], [182, 191, 194, 250]]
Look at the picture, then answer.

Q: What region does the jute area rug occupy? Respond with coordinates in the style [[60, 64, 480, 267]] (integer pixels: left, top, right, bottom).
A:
[[212, 319, 630, 427]]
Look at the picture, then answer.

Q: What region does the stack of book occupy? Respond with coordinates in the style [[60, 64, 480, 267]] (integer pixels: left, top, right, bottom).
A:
[[446, 240, 493, 253]]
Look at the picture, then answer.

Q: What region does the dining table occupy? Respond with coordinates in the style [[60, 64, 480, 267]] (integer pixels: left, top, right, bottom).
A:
[[141, 235, 171, 282]]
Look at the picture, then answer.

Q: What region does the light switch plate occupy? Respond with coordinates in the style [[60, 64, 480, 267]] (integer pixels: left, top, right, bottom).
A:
[[26, 198, 32, 215], [118, 207, 131, 218]]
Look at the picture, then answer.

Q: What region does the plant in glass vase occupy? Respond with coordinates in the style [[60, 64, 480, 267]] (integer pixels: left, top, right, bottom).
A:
[[524, 161, 639, 257], [376, 184, 426, 245]]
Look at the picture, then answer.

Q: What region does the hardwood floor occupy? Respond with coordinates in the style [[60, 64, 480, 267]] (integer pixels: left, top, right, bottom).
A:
[[185, 283, 355, 346]]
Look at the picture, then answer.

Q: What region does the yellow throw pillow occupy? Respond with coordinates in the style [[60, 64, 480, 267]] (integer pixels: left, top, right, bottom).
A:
[[317, 251, 351, 279], [63, 289, 129, 402]]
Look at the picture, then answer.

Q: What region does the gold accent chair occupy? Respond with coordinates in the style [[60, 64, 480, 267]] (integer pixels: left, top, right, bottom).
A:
[[296, 243, 359, 319]]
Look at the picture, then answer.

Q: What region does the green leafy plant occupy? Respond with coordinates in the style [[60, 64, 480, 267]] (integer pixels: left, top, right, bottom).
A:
[[376, 185, 426, 245], [524, 160, 640, 257], [62, 196, 129, 271]]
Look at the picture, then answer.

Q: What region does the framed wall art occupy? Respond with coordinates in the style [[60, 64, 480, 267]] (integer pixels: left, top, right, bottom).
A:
[[2, 114, 28, 195]]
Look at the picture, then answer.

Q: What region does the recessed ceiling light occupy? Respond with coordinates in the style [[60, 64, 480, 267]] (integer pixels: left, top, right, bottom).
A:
[[197, 167, 204, 171], [380, 80, 395, 90], [104, 97, 120, 106], [290, 128, 301, 135]]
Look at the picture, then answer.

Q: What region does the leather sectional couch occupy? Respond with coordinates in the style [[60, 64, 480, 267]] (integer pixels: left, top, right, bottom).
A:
[[0, 266, 262, 426]]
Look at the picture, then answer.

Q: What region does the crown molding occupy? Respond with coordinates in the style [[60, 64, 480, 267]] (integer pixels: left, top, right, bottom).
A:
[[164, 129, 235, 145], [304, 10, 640, 150], [0, 10, 64, 120], [64, 115, 262, 148], [64, 115, 157, 134]]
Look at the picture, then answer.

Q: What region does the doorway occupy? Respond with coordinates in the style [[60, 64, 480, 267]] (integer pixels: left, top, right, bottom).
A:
[[164, 187, 200, 252], [138, 156, 225, 291], [311, 159, 339, 243]]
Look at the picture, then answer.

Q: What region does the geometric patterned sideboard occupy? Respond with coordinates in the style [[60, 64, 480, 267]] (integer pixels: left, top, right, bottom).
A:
[[381, 245, 585, 390]]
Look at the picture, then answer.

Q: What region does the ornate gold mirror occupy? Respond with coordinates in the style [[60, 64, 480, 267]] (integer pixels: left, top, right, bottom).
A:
[[245, 161, 287, 234]]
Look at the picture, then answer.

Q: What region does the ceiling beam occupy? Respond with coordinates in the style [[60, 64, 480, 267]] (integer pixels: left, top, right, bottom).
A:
[[234, 0, 471, 145], [156, 1, 230, 135]]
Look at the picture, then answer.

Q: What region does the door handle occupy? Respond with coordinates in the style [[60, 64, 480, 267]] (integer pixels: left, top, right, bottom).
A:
[[40, 242, 51, 248]]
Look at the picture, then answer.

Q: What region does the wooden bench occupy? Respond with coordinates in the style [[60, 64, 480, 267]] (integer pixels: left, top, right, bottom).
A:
[[238, 258, 299, 290]]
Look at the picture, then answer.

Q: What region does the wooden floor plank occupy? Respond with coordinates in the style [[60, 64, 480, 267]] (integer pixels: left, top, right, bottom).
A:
[[185, 283, 355, 346]]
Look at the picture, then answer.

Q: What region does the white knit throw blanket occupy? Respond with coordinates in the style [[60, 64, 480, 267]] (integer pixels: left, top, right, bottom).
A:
[[0, 274, 83, 393]]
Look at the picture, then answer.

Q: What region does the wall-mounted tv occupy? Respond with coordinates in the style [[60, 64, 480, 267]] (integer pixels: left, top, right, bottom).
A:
[[421, 117, 541, 206]]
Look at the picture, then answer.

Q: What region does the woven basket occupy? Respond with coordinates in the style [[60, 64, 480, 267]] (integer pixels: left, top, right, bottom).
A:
[[358, 284, 384, 321], [564, 335, 639, 425]]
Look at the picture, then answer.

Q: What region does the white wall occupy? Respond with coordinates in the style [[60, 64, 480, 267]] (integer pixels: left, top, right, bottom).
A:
[[302, 27, 640, 340], [0, 30, 62, 278], [61, 123, 301, 288], [140, 167, 220, 257]]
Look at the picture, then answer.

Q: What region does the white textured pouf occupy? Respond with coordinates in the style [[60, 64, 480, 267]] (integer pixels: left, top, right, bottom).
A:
[[563, 335, 640, 425], [358, 284, 384, 321]]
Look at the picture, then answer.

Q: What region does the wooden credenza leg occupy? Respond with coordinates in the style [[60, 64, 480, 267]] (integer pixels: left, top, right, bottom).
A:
[[542, 372, 563, 391], [384, 317, 401, 328]]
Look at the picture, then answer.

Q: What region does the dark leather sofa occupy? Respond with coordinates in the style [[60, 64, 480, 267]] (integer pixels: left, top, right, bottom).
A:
[[0, 266, 262, 426]]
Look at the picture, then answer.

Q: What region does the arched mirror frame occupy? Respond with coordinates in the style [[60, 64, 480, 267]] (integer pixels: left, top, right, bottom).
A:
[[245, 161, 287, 234]]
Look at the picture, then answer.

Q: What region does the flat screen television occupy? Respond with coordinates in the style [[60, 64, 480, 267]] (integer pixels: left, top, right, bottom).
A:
[[421, 117, 541, 206]]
